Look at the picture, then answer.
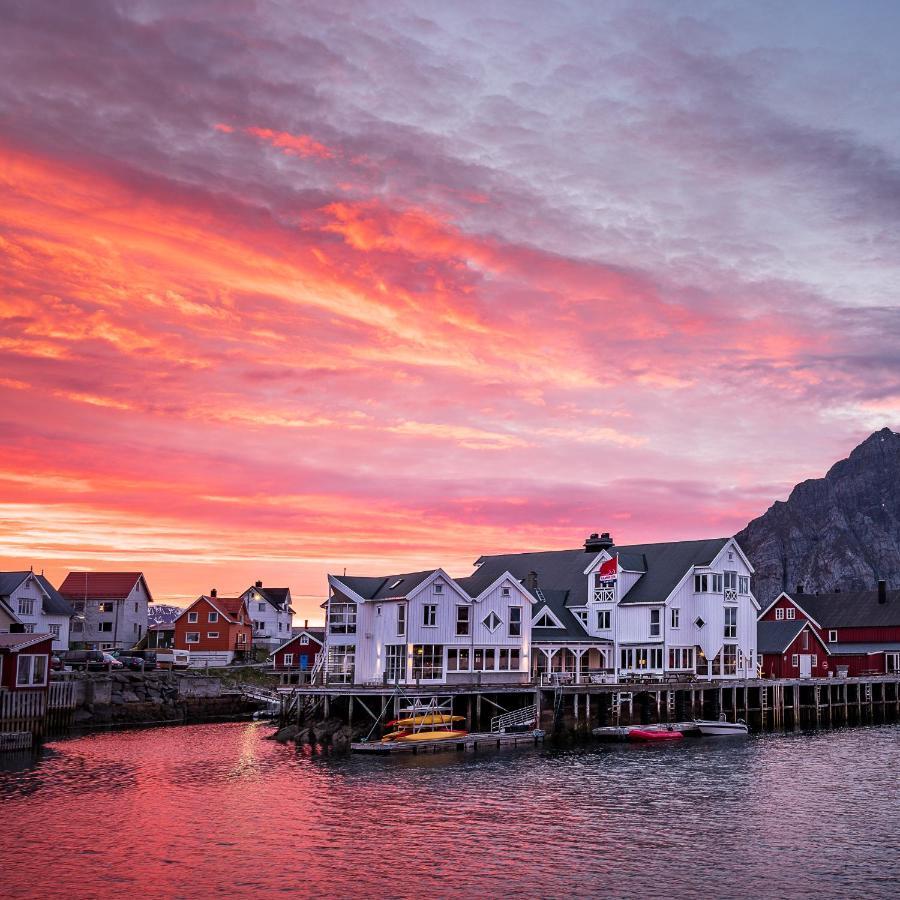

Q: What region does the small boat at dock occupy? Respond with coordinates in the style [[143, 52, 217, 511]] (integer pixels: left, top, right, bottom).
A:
[[694, 716, 749, 736], [628, 728, 683, 743]]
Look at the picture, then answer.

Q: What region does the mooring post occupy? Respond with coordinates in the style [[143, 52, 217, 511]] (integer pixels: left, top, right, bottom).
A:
[[476, 693, 482, 731], [348, 695, 354, 727]]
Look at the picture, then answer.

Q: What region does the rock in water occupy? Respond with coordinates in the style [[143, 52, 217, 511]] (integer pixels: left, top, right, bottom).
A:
[[736, 428, 900, 605]]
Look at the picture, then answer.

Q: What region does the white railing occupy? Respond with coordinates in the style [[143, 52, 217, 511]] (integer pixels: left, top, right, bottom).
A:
[[539, 670, 616, 686], [491, 704, 537, 733]]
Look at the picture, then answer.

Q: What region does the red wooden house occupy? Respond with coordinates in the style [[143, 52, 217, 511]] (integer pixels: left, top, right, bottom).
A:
[[173, 590, 252, 667], [0, 632, 52, 692], [759, 581, 900, 676], [757, 619, 830, 678], [270, 627, 324, 686]]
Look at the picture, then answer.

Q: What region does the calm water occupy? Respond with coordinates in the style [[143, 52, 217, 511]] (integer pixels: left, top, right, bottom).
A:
[[1, 722, 898, 899]]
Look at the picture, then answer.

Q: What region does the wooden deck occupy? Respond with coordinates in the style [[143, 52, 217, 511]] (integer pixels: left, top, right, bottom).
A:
[[351, 730, 545, 754]]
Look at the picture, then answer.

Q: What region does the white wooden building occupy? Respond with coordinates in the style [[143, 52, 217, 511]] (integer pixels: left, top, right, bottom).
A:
[[239, 581, 295, 653], [324, 568, 535, 686], [473, 533, 759, 682], [0, 571, 74, 651]]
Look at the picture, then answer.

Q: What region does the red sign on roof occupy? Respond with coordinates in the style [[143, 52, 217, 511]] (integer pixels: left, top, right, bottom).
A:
[[597, 556, 618, 580]]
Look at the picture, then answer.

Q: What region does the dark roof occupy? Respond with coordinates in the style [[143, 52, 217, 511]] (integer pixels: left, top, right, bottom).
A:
[[0, 632, 53, 651], [59, 572, 151, 602], [332, 570, 437, 601], [529, 589, 598, 642], [252, 587, 292, 611], [829, 642, 900, 654], [757, 619, 808, 654], [0, 572, 74, 617], [789, 590, 900, 628], [471, 538, 729, 607]]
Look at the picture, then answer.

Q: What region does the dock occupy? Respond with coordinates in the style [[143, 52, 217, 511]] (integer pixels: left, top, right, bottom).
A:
[[351, 729, 545, 754]]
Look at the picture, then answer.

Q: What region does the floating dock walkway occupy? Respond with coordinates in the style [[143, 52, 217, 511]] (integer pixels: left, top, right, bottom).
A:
[[351, 729, 545, 754]]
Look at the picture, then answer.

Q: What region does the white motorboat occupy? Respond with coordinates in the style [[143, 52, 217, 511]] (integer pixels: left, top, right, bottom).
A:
[[694, 716, 749, 736]]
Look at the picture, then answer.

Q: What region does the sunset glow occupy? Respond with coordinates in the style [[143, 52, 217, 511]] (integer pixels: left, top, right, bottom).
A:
[[2, 1, 899, 617]]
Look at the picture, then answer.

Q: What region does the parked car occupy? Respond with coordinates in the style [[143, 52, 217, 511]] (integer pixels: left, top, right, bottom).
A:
[[58, 650, 108, 671], [101, 652, 124, 669], [107, 649, 157, 671]]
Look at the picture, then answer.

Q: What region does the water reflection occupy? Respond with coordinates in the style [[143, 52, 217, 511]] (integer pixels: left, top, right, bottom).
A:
[[1, 722, 897, 898]]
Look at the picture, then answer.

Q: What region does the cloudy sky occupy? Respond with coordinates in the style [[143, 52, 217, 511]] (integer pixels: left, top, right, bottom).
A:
[[2, 0, 899, 617]]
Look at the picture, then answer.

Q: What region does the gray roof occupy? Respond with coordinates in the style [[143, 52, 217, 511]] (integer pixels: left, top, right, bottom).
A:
[[0, 571, 74, 617], [471, 538, 729, 607], [790, 590, 900, 628], [757, 619, 808, 653], [828, 642, 900, 655], [254, 587, 291, 611], [332, 570, 438, 601]]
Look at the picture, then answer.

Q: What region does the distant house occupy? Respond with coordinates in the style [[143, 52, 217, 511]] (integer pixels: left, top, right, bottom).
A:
[[173, 590, 252, 666], [239, 581, 294, 653], [757, 619, 830, 679], [0, 572, 74, 650], [759, 581, 900, 676], [146, 623, 175, 650], [0, 632, 53, 693], [270, 628, 324, 686], [59, 572, 152, 650]]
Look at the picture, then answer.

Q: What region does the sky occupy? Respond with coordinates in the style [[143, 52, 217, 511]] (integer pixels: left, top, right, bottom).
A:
[[2, 1, 900, 620]]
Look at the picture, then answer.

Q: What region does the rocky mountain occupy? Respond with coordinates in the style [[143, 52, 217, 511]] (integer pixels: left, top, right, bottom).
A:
[[736, 427, 900, 605], [148, 603, 183, 626]]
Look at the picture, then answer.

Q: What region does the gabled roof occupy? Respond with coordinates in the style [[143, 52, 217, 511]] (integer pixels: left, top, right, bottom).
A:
[[0, 571, 75, 617], [271, 630, 325, 656], [59, 572, 152, 603], [0, 632, 53, 651], [530, 589, 597, 642], [247, 586, 292, 611], [179, 595, 247, 624], [331, 570, 438, 601], [789, 590, 900, 628], [472, 538, 730, 607], [757, 619, 809, 654]]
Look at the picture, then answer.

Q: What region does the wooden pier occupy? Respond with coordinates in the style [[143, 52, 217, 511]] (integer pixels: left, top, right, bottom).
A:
[[351, 729, 545, 754], [279, 673, 900, 736]]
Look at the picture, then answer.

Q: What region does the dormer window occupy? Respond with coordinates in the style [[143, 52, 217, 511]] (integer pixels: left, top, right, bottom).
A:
[[534, 612, 557, 628]]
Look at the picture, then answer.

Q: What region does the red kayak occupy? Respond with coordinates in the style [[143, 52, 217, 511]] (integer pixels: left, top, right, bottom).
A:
[[628, 728, 683, 742]]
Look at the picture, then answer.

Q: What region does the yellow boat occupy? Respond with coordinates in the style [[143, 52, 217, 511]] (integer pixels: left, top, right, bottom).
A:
[[388, 714, 466, 727], [394, 729, 468, 743]]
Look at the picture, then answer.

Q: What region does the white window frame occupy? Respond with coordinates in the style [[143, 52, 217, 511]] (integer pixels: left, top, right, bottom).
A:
[[206, 631, 219, 639], [501, 586, 511, 597], [422, 604, 437, 627], [397, 604, 406, 637], [738, 575, 750, 595], [456, 605, 470, 636], [208, 612, 219, 623], [508, 607, 522, 637], [828, 630, 837, 643], [724, 607, 737, 639], [16, 653, 48, 687], [299, 634, 310, 645], [597, 609, 611, 630], [186, 632, 200, 644], [283, 653, 294, 666], [49, 624, 61, 638], [434, 583, 443, 595], [188, 611, 199, 623], [649, 609, 661, 637], [791, 653, 799, 666], [786, 607, 795, 620], [671, 608, 680, 629], [17, 598, 35, 616], [775, 608, 785, 620], [98, 621, 113, 633], [811, 654, 818, 667]]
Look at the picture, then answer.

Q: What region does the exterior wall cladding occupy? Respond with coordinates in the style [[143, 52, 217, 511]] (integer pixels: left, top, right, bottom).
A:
[[76, 582, 150, 649], [326, 571, 534, 686]]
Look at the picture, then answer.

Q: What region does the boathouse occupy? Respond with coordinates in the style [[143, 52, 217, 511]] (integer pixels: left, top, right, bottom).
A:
[[270, 627, 324, 686], [757, 619, 830, 679], [759, 581, 900, 675]]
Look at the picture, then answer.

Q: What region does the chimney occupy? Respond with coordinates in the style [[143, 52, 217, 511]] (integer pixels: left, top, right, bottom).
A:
[[795, 584, 804, 595], [255, 580, 263, 588], [304, 619, 308, 628], [584, 532, 614, 553], [525, 571, 539, 591], [878, 579, 887, 604], [210, 588, 217, 598]]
